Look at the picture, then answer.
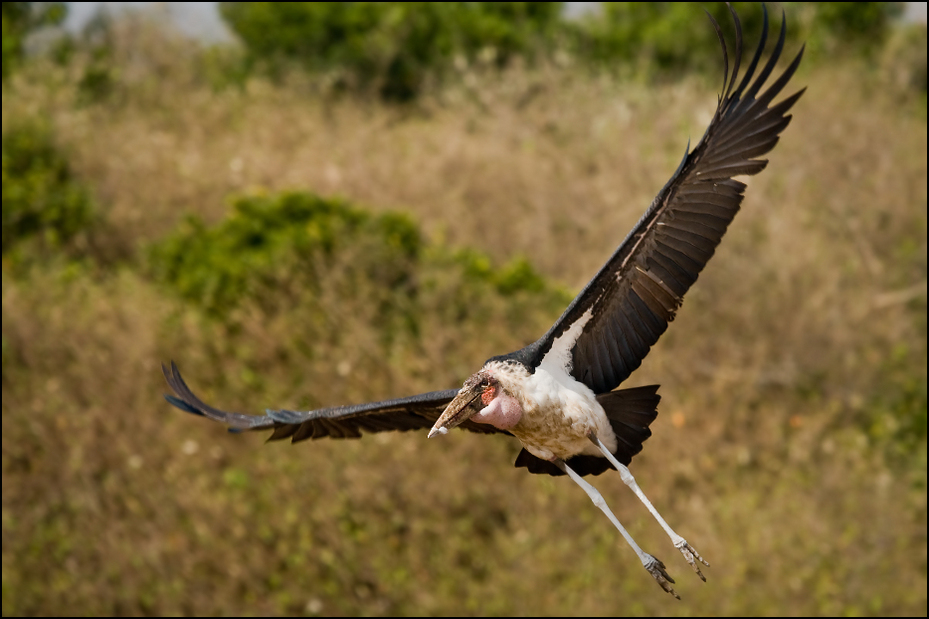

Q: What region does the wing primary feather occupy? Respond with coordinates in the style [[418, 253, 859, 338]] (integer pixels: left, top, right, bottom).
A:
[[162, 362, 273, 430], [750, 46, 806, 113], [742, 9, 788, 103], [724, 2, 743, 102], [730, 4, 769, 99], [705, 10, 729, 98]]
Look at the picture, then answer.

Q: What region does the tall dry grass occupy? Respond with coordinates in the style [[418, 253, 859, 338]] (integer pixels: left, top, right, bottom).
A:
[[3, 16, 926, 616]]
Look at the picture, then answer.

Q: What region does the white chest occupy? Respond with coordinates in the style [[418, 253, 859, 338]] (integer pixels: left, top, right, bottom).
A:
[[511, 367, 617, 461]]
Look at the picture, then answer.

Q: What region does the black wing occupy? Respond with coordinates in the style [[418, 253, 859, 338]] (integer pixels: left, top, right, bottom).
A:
[[162, 362, 507, 441], [516, 6, 805, 394]]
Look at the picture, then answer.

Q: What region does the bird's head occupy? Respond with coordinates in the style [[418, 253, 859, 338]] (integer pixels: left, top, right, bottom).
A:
[[428, 363, 526, 437], [428, 369, 499, 438]]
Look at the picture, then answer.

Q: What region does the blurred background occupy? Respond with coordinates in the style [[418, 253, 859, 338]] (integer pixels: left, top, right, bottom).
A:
[[2, 2, 926, 615]]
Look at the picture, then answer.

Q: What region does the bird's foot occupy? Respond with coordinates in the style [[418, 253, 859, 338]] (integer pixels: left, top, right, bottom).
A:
[[643, 554, 680, 599], [674, 539, 709, 581]]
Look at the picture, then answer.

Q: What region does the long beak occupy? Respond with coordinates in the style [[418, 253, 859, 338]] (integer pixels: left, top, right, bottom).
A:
[[427, 386, 483, 438]]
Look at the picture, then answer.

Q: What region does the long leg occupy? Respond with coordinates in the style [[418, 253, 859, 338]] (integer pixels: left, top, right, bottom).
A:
[[552, 457, 681, 599], [589, 433, 709, 580]]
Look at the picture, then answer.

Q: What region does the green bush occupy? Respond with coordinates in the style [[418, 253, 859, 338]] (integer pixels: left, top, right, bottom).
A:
[[148, 190, 570, 347], [148, 191, 421, 315], [219, 2, 562, 100], [805, 2, 904, 58], [217, 2, 908, 99], [1, 122, 96, 257], [861, 345, 928, 460], [567, 3, 752, 74], [568, 2, 906, 76]]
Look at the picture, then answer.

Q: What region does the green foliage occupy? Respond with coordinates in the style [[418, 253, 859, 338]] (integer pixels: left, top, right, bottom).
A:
[[1, 121, 96, 257], [804, 2, 904, 57], [148, 190, 568, 346], [149, 191, 421, 316], [860, 344, 928, 460], [216, 2, 909, 97], [569, 3, 766, 74], [451, 248, 546, 295], [1, 2, 66, 80], [219, 2, 562, 100], [565, 2, 909, 79], [571, 4, 775, 74]]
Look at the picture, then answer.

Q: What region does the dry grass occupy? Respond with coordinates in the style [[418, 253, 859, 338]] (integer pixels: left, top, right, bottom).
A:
[[2, 17, 926, 616]]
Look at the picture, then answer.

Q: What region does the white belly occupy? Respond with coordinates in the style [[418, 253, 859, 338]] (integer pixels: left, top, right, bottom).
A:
[[511, 367, 617, 461]]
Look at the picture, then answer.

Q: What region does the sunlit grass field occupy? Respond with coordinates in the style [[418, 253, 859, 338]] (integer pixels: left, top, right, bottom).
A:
[[2, 16, 926, 616]]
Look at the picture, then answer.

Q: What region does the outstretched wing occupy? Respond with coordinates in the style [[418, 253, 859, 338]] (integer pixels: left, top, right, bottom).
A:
[[517, 6, 805, 394], [163, 362, 507, 441]]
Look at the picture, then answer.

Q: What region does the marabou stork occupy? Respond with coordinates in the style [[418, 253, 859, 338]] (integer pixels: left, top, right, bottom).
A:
[[163, 5, 804, 598]]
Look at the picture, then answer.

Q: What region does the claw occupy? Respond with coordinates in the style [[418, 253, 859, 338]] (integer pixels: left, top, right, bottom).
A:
[[674, 539, 709, 581], [643, 554, 680, 599]]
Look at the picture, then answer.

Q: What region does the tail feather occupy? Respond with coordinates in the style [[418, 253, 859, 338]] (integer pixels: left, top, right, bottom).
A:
[[598, 384, 660, 461]]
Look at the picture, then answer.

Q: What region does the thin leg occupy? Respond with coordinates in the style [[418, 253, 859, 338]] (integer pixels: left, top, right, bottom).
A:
[[589, 433, 709, 581], [552, 457, 680, 599]]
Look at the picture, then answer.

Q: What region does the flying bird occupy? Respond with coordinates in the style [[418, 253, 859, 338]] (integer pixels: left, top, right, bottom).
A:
[[163, 5, 804, 599]]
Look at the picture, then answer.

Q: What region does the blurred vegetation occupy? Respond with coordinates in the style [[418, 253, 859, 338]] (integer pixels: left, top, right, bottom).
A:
[[802, 2, 905, 57], [1, 120, 97, 260], [149, 192, 425, 317], [211, 2, 915, 99], [881, 20, 928, 96], [573, 3, 904, 72], [220, 2, 562, 100], [148, 190, 569, 347], [2, 2, 927, 616], [1, 1, 65, 79], [6, 3, 920, 101]]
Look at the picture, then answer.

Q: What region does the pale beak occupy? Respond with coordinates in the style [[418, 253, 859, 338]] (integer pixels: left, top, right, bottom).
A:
[[427, 384, 484, 438]]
